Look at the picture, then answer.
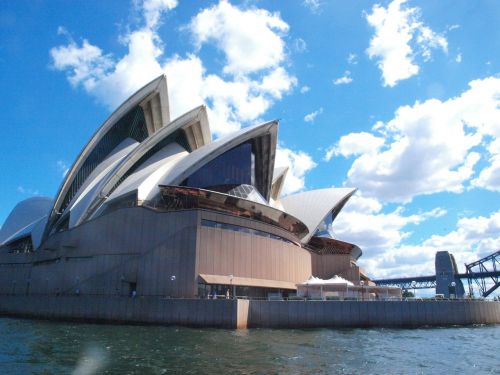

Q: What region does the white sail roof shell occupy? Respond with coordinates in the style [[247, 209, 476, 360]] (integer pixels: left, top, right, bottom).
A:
[[278, 188, 356, 243], [67, 138, 140, 228], [155, 120, 278, 193], [46, 75, 170, 235], [0, 197, 53, 247], [105, 142, 188, 203], [88, 106, 211, 218]]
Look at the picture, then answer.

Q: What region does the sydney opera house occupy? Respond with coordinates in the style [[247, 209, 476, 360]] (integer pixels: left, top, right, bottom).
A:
[[0, 75, 370, 301]]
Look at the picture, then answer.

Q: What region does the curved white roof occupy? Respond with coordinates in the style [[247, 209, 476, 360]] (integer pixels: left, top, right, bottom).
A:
[[67, 138, 140, 228], [0, 197, 53, 246], [85, 106, 211, 221], [102, 142, 188, 204], [1, 215, 48, 250], [278, 187, 356, 243], [270, 166, 288, 201], [45, 75, 170, 236], [156, 120, 278, 200]]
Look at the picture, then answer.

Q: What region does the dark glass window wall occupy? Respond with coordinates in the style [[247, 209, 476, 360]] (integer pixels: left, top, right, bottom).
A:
[[182, 141, 256, 194]]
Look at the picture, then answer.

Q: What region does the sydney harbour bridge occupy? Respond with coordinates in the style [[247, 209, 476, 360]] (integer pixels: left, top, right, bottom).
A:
[[373, 250, 500, 298]]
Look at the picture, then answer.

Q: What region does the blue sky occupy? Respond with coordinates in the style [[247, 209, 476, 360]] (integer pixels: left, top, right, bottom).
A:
[[1, 0, 499, 285]]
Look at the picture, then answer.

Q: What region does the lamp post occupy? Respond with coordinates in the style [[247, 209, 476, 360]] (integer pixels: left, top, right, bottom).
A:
[[170, 275, 176, 297], [229, 274, 235, 299], [411, 280, 416, 299], [360, 280, 364, 301]]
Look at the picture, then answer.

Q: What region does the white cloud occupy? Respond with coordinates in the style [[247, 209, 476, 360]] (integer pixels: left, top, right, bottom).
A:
[[339, 76, 500, 203], [189, 0, 289, 75], [347, 53, 358, 65], [416, 24, 448, 61], [16, 186, 40, 196], [258, 67, 297, 100], [275, 146, 317, 195], [334, 194, 446, 258], [50, 0, 296, 137], [471, 139, 500, 192], [304, 107, 323, 123], [293, 38, 307, 53], [142, 0, 178, 29], [332, 193, 456, 278], [422, 210, 500, 261], [50, 28, 164, 109], [455, 53, 462, 63], [303, 0, 322, 14], [57, 160, 69, 177], [324, 132, 385, 161], [366, 0, 448, 87], [300, 85, 310, 94], [50, 39, 114, 90], [333, 70, 353, 85]]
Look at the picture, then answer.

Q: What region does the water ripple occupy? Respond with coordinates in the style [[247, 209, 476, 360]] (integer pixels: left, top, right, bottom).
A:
[[0, 318, 499, 374]]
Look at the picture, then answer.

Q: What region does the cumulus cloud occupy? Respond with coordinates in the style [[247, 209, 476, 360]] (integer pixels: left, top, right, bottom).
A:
[[142, 0, 178, 29], [331, 196, 445, 278], [423, 210, 500, 260], [366, 0, 448, 87], [471, 139, 500, 192], [335, 194, 446, 257], [331, 193, 463, 278], [50, 0, 296, 137], [51, 39, 114, 90], [324, 132, 384, 161], [275, 146, 317, 195], [293, 38, 307, 53], [360, 209, 500, 279], [337, 76, 500, 203], [189, 0, 289, 75], [300, 85, 310, 94], [347, 53, 358, 65], [304, 107, 323, 123], [333, 70, 353, 85], [303, 0, 323, 14], [51, 27, 164, 109]]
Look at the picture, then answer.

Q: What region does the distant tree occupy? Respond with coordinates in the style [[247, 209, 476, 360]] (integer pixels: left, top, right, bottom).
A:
[[402, 289, 414, 298]]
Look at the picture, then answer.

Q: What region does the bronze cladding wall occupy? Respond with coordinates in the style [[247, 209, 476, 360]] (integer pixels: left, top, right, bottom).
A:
[[310, 254, 353, 280], [338, 265, 362, 284], [0, 207, 199, 298], [196, 211, 312, 285]]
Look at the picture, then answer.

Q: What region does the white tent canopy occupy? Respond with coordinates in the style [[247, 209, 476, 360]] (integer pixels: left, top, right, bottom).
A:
[[299, 275, 354, 286]]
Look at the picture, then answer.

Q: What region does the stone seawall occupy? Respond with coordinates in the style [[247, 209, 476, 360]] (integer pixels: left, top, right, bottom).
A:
[[246, 300, 500, 328], [0, 296, 238, 328], [0, 296, 499, 328]]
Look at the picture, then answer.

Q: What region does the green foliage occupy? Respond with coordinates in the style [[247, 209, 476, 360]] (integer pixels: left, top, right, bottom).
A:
[[402, 289, 415, 298]]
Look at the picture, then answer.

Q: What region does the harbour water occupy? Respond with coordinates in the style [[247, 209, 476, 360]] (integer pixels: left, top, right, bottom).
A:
[[0, 317, 498, 374]]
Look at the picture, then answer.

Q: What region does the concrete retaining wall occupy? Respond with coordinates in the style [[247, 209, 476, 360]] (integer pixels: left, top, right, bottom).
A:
[[0, 296, 238, 328], [1, 296, 499, 328], [247, 300, 500, 328]]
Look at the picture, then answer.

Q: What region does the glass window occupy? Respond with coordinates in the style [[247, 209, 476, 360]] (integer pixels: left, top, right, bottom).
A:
[[314, 212, 335, 239], [182, 142, 255, 193]]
